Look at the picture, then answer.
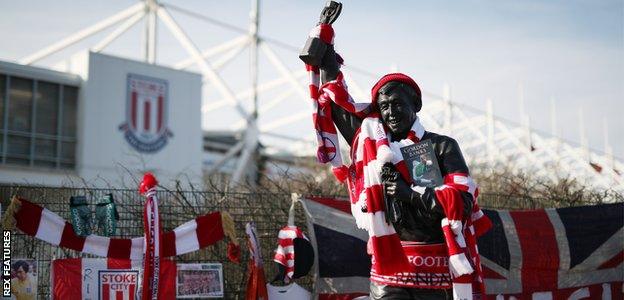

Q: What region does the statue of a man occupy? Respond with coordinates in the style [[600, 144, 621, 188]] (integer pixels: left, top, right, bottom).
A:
[[302, 7, 491, 299]]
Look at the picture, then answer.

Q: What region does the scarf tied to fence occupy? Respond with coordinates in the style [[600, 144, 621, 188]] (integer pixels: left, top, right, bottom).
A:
[[305, 23, 492, 298], [140, 173, 161, 300], [1, 176, 240, 300]]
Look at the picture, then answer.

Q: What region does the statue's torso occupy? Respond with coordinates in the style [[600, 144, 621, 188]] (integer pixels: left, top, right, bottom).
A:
[[391, 131, 470, 243]]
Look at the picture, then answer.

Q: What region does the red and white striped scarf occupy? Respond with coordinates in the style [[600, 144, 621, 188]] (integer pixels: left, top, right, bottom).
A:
[[434, 174, 491, 298], [350, 116, 491, 298], [273, 225, 307, 282], [5, 197, 230, 259], [141, 185, 161, 300], [306, 24, 370, 182]]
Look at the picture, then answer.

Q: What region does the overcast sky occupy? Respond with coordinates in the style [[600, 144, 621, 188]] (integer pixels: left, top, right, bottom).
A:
[[0, 0, 622, 159]]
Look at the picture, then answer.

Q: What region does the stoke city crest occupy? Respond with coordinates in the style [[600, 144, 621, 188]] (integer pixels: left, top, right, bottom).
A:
[[98, 270, 140, 300], [119, 73, 173, 153]]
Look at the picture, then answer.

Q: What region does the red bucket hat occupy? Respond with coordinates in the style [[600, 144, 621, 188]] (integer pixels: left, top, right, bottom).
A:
[[371, 73, 422, 112]]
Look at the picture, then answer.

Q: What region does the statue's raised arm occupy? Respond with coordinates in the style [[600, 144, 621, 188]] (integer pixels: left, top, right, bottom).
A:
[[300, 1, 362, 146], [299, 1, 341, 68]]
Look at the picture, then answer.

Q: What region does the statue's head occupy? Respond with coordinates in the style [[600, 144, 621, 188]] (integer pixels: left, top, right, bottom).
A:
[[371, 73, 422, 139]]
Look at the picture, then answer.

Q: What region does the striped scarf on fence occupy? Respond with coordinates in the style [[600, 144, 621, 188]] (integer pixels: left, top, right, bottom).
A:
[[2, 197, 236, 260], [140, 173, 161, 300], [273, 225, 308, 282]]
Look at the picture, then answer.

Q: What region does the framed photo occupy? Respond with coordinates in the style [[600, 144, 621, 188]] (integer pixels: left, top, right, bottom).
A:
[[176, 263, 224, 298], [10, 259, 37, 300]]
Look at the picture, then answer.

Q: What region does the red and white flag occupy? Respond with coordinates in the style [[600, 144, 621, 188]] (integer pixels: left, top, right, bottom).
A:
[[51, 258, 176, 300], [245, 222, 268, 300]]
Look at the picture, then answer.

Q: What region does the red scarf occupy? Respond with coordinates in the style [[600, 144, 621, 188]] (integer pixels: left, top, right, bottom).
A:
[[140, 173, 161, 300], [306, 24, 369, 182], [245, 222, 268, 300]]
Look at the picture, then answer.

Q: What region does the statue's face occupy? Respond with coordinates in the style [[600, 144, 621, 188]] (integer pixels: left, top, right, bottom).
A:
[[378, 87, 418, 139]]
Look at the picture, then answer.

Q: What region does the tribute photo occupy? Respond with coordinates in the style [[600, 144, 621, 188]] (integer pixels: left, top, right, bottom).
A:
[[10, 259, 37, 300], [176, 263, 224, 298]]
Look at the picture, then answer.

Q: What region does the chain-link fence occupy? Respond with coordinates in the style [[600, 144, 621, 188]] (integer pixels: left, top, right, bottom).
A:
[[0, 185, 316, 299], [0, 184, 599, 299]]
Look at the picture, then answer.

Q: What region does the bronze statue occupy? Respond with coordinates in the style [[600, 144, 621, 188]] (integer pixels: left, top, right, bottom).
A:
[[301, 2, 491, 299]]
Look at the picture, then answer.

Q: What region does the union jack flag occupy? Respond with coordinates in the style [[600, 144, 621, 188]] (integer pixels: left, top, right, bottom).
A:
[[477, 203, 623, 299], [304, 197, 623, 300]]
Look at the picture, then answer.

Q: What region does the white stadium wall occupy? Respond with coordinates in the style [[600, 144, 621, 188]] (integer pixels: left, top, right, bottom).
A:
[[74, 52, 203, 188], [0, 52, 203, 188]]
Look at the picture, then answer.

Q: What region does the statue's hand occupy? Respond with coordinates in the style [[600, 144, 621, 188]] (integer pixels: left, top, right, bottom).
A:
[[383, 171, 412, 200]]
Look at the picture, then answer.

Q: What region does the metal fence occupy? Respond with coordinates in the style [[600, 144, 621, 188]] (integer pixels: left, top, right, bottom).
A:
[[0, 185, 317, 299], [0, 184, 602, 299]]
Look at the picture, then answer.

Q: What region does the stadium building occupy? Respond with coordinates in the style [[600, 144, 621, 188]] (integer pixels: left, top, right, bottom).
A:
[[0, 52, 299, 188]]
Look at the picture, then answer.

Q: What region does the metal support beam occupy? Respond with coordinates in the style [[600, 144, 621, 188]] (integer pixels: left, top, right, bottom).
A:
[[494, 120, 558, 182], [174, 36, 249, 69], [230, 0, 260, 186], [231, 88, 294, 130], [261, 111, 308, 132], [486, 99, 495, 165], [204, 140, 245, 176], [443, 83, 453, 135], [249, 0, 259, 119], [202, 70, 306, 113], [201, 38, 250, 73], [260, 43, 309, 101], [19, 2, 145, 65], [578, 108, 589, 161], [523, 115, 532, 151], [92, 11, 145, 53], [603, 118, 615, 171], [157, 6, 251, 120], [145, 0, 158, 63], [230, 122, 259, 187]]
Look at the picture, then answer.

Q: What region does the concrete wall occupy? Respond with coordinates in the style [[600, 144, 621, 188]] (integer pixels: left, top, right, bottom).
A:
[[75, 52, 203, 188], [0, 52, 204, 188]]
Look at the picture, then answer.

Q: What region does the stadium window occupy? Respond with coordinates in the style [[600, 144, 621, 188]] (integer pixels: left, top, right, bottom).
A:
[[6, 77, 33, 166], [0, 73, 78, 169], [34, 81, 59, 168], [60, 86, 78, 169], [62, 86, 77, 137], [36, 81, 59, 135]]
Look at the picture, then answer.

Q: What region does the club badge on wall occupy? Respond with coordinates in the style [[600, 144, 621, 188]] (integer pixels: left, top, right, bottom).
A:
[[119, 73, 173, 153]]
